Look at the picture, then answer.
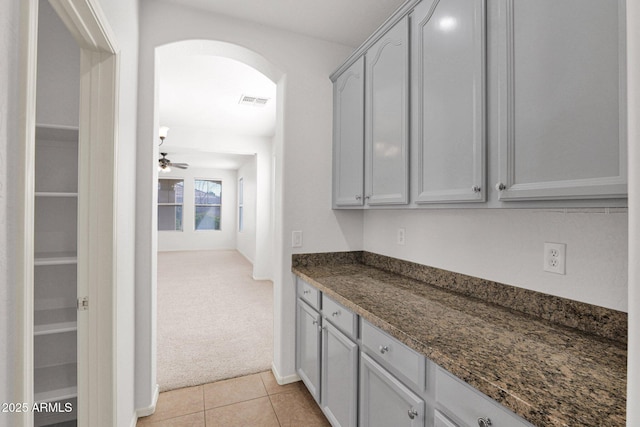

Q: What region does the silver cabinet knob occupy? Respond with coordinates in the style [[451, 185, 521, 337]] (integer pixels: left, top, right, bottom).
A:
[[312, 320, 318, 325], [472, 185, 481, 193], [365, 195, 371, 200], [303, 290, 310, 295], [495, 182, 507, 191], [355, 195, 362, 200], [477, 417, 492, 427], [408, 409, 418, 419], [332, 311, 340, 317], [379, 345, 389, 354]]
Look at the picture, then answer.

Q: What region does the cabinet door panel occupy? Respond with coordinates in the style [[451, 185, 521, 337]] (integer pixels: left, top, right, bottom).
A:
[[321, 322, 358, 427], [365, 17, 410, 205], [296, 300, 321, 403], [334, 57, 365, 207], [497, 0, 626, 200], [412, 0, 485, 203], [360, 353, 424, 427]]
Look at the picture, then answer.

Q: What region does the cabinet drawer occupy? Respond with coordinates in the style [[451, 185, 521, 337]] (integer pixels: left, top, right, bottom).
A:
[[297, 278, 320, 310], [361, 319, 426, 391], [322, 294, 357, 339], [436, 367, 533, 427]]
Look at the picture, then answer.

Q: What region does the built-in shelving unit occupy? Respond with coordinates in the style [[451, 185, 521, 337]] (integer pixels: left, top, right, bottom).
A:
[[34, 124, 79, 426]]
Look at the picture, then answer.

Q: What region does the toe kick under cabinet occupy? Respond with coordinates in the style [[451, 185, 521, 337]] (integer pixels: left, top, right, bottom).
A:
[[295, 278, 535, 427]]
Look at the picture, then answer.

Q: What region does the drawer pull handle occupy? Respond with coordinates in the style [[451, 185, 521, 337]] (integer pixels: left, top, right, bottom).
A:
[[477, 417, 492, 427], [303, 290, 311, 295], [379, 345, 389, 354], [312, 320, 318, 325], [332, 311, 340, 317], [408, 409, 418, 419]]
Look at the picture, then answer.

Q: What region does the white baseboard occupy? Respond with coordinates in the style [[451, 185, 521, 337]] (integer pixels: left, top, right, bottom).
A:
[[271, 362, 300, 385], [136, 384, 160, 419]]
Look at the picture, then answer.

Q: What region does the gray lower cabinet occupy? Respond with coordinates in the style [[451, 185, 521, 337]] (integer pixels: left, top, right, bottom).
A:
[[333, 57, 365, 208], [495, 0, 626, 201], [411, 0, 486, 204], [296, 299, 321, 402], [360, 353, 425, 427], [321, 321, 359, 427], [365, 15, 410, 206], [435, 366, 533, 427]]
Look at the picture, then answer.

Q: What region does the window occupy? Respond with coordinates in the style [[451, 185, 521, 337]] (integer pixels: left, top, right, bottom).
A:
[[158, 179, 184, 231], [195, 179, 222, 230], [238, 178, 244, 232]]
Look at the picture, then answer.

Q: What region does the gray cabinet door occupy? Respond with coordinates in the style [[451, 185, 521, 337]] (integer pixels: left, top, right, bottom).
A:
[[296, 300, 321, 403], [333, 57, 365, 207], [365, 16, 410, 205], [496, 0, 627, 201], [411, 0, 486, 203], [321, 321, 358, 427], [360, 353, 425, 427]]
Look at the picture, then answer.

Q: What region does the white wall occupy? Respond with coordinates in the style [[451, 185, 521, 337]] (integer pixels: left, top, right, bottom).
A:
[[364, 208, 628, 311], [158, 167, 238, 251], [137, 0, 359, 403], [35, 1, 79, 127], [237, 156, 257, 263], [0, 0, 19, 424]]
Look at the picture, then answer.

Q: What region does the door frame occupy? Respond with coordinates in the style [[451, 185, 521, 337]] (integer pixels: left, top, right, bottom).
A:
[[16, 0, 119, 425]]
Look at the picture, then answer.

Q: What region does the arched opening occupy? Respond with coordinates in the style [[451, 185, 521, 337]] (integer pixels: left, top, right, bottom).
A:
[[150, 39, 285, 391]]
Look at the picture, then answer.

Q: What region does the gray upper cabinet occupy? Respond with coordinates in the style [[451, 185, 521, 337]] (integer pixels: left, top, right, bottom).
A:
[[333, 57, 365, 207], [495, 0, 627, 201], [365, 16, 410, 206], [411, 0, 486, 203]]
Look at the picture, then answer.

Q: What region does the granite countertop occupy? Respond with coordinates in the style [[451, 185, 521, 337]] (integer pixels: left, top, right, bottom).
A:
[[292, 252, 627, 427]]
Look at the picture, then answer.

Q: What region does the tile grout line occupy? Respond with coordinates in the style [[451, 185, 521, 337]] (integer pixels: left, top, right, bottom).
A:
[[202, 384, 206, 427]]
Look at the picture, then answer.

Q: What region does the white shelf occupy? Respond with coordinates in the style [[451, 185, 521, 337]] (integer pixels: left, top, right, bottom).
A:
[[34, 386, 78, 404], [34, 363, 77, 403], [34, 308, 77, 336], [35, 192, 78, 198], [35, 124, 79, 142], [34, 252, 77, 266]]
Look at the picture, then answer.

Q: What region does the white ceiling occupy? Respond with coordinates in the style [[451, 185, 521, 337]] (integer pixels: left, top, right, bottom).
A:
[[158, 55, 277, 138], [159, 0, 407, 47]]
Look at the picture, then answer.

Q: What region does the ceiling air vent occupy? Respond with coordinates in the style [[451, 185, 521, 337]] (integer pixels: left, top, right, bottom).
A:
[[239, 94, 270, 107]]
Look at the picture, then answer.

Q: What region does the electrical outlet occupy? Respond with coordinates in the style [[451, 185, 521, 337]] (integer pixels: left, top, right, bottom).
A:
[[544, 242, 566, 275], [292, 230, 303, 248], [397, 228, 406, 245]]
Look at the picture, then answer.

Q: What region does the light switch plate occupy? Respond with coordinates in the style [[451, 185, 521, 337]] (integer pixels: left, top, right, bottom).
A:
[[292, 230, 303, 248]]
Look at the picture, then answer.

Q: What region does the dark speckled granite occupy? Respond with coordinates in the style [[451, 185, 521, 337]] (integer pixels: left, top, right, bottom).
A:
[[291, 252, 627, 427]]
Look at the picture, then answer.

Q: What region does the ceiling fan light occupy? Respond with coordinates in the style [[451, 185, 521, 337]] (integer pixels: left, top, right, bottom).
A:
[[159, 126, 170, 139]]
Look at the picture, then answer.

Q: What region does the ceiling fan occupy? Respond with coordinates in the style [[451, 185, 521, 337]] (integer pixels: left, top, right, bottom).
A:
[[158, 152, 189, 172]]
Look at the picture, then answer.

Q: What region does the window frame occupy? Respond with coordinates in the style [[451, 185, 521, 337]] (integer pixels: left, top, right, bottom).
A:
[[238, 177, 244, 232], [194, 178, 223, 231], [157, 178, 185, 231]]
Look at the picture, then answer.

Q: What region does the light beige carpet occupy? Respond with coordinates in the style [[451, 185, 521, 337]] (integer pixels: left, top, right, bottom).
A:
[[157, 250, 273, 392]]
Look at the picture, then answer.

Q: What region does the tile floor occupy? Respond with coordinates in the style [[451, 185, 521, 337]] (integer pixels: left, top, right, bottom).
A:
[[137, 371, 330, 427]]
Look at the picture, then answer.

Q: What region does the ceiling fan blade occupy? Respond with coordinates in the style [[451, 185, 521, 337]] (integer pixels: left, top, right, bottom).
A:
[[170, 163, 189, 169]]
